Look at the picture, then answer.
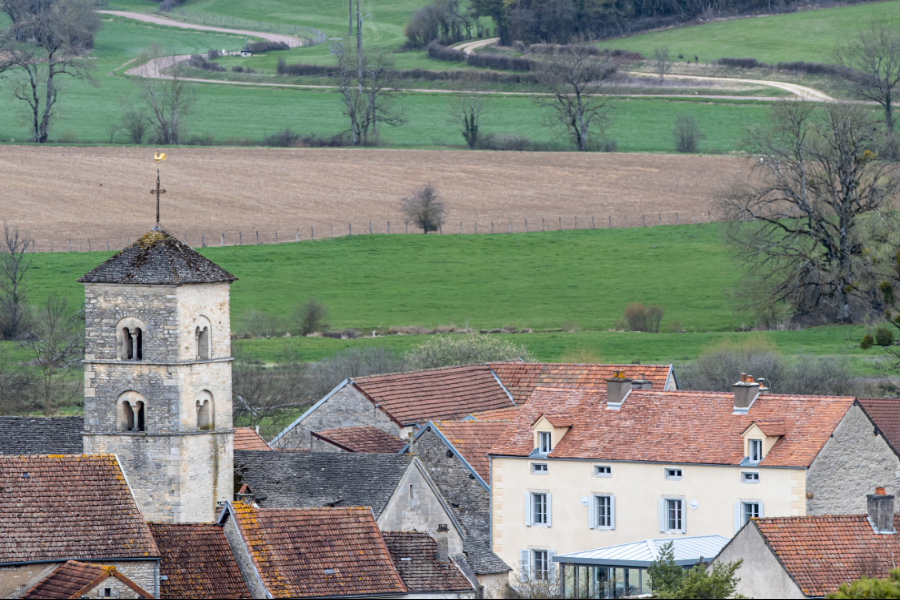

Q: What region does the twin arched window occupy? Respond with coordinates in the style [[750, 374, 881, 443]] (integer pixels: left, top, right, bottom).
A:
[[117, 318, 145, 361], [118, 392, 146, 432]]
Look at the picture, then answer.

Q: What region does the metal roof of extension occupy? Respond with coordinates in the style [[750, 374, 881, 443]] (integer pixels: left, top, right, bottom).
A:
[[552, 535, 730, 568]]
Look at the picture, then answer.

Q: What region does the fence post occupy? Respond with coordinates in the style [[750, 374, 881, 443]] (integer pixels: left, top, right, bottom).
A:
[[107, 240, 110, 251], [69, 239, 71, 252], [693, 210, 696, 224], [558, 217, 562, 230], [475, 221, 477, 234], [440, 223, 443, 234], [222, 234, 225, 246], [508, 221, 511, 233], [642, 214, 646, 227], [256, 231, 260, 244], [369, 221, 372, 234], [239, 232, 242, 245], [88, 239, 91, 252], [575, 217, 577, 229], [202, 233, 206, 247], [388, 222, 390, 234], [184, 234, 188, 244], [31, 240, 34, 251], [275, 231, 278, 243], [676, 212, 679, 225], [592, 216, 595, 229], [609, 216, 612, 228], [460, 221, 462, 234], [50, 241, 53, 252], [625, 216, 628, 227], [312, 226, 315, 240], [406, 221, 408, 234], [295, 229, 299, 242], [525, 219, 528, 233], [542, 218, 545, 231], [708, 210, 712, 222], [491, 222, 494, 234]]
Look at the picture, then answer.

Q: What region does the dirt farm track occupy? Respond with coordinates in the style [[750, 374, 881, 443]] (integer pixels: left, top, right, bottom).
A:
[[3, 146, 750, 249]]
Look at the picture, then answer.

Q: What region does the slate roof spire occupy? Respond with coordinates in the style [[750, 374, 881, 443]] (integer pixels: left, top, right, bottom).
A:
[[78, 227, 237, 285]]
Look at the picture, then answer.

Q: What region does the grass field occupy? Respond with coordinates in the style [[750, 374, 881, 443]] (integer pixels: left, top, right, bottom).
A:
[[597, 0, 900, 65]]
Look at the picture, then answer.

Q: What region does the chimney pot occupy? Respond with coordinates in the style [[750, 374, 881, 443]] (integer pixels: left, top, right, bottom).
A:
[[733, 374, 761, 412], [867, 490, 895, 534], [435, 524, 450, 562], [607, 376, 633, 405]]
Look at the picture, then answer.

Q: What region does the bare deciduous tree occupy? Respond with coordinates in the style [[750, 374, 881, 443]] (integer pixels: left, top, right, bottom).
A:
[[141, 53, 195, 145], [719, 101, 899, 324], [26, 295, 83, 416], [0, 223, 32, 340], [232, 342, 307, 429], [448, 87, 488, 149], [119, 97, 149, 145], [293, 297, 329, 335], [653, 45, 671, 82], [0, 345, 35, 415], [673, 115, 704, 153], [0, 0, 100, 143], [533, 48, 615, 152], [401, 183, 447, 233], [336, 46, 406, 146], [835, 24, 900, 139]]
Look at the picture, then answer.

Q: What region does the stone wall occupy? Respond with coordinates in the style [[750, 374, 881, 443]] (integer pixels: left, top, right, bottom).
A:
[[271, 385, 401, 450], [712, 523, 804, 599], [807, 403, 900, 515], [223, 514, 267, 599]]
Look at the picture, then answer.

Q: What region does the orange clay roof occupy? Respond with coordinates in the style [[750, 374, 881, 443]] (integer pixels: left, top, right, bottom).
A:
[[489, 388, 855, 467], [468, 407, 520, 421], [0, 455, 159, 563], [858, 398, 900, 450], [748, 419, 786, 437], [382, 531, 474, 593], [233, 427, 272, 451], [355, 364, 515, 425], [489, 362, 674, 404], [753, 515, 900, 597], [311, 425, 405, 453], [434, 420, 514, 481], [229, 502, 407, 598], [148, 523, 251, 599], [22, 561, 153, 599]]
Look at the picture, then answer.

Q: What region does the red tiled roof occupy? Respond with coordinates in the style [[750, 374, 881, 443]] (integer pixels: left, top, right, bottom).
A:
[[229, 502, 407, 598], [382, 531, 474, 592], [859, 398, 900, 450], [469, 407, 520, 421], [355, 365, 515, 425], [749, 419, 786, 436], [22, 561, 153, 599], [489, 362, 674, 404], [148, 523, 251, 599], [489, 388, 855, 467], [234, 427, 272, 451], [0, 455, 159, 563], [434, 421, 514, 481], [312, 425, 405, 453], [754, 515, 900, 597]]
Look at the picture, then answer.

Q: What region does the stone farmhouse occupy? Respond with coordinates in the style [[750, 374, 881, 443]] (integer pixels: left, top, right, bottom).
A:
[[488, 375, 900, 581]]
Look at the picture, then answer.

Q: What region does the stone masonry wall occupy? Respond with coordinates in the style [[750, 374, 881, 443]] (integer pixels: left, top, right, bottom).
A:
[[223, 515, 266, 599], [0, 561, 158, 600], [411, 429, 491, 546], [84, 284, 180, 361], [271, 385, 401, 450], [807, 403, 900, 515]]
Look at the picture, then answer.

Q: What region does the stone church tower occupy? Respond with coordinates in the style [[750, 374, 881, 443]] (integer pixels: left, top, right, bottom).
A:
[[79, 227, 236, 523]]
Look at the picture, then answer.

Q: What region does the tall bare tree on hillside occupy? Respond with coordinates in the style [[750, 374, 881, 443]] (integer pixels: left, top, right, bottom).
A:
[[533, 48, 616, 152], [140, 52, 195, 145], [0, 224, 32, 340], [448, 86, 488, 149], [336, 46, 406, 146], [401, 183, 447, 233], [27, 295, 83, 416]]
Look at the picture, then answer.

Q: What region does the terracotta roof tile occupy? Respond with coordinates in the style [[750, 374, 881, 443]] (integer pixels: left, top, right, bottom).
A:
[[230, 502, 407, 598], [434, 421, 513, 481], [382, 531, 474, 592], [859, 398, 900, 450], [754, 515, 900, 596], [234, 427, 272, 451], [312, 425, 405, 453], [468, 407, 520, 421], [750, 419, 786, 436], [22, 561, 153, 599], [355, 364, 515, 425], [148, 523, 251, 599], [0, 455, 159, 563], [489, 362, 674, 404], [0, 417, 83, 455], [489, 388, 854, 467]]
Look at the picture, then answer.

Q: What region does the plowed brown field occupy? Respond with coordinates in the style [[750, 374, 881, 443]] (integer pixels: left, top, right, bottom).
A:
[[2, 146, 751, 250]]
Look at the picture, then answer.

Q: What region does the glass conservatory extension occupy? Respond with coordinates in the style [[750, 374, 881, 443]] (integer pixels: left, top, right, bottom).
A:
[[554, 535, 730, 599]]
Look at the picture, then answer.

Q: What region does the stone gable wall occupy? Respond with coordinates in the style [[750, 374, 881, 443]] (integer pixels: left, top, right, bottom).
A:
[[223, 515, 267, 598], [0, 561, 158, 600]]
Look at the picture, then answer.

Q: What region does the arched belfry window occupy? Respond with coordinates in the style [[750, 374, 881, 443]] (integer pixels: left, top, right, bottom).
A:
[[118, 392, 147, 432], [197, 391, 213, 431], [196, 326, 210, 359], [117, 318, 145, 361]]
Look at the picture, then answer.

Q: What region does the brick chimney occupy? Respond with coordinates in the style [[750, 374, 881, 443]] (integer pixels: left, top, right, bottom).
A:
[[733, 374, 760, 413], [631, 374, 653, 391], [867, 487, 896, 534], [607, 371, 633, 406], [435, 523, 450, 561]]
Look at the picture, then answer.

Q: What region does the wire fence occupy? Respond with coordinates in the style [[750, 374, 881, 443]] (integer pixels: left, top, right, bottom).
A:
[[168, 9, 328, 45], [28, 210, 717, 254]]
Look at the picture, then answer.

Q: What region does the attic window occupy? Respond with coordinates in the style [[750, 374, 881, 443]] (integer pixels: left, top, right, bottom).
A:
[[595, 466, 612, 477], [665, 468, 683, 481], [22, 472, 28, 478], [532, 463, 548, 474], [742, 472, 760, 484], [749, 439, 763, 463], [103, 588, 112, 597], [538, 431, 552, 454], [400, 557, 412, 561]]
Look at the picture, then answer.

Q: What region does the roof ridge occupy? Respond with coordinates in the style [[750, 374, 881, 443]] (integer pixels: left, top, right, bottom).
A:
[[357, 363, 492, 381]]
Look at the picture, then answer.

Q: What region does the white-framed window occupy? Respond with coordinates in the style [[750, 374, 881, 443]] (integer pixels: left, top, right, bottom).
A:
[[519, 549, 557, 583], [589, 494, 615, 530], [734, 501, 764, 532], [532, 463, 548, 475], [538, 431, 552, 454], [664, 468, 683, 481], [526, 492, 552, 527], [659, 498, 685, 533], [594, 465, 612, 477], [748, 439, 763, 463], [533, 549, 549, 581], [741, 471, 760, 484]]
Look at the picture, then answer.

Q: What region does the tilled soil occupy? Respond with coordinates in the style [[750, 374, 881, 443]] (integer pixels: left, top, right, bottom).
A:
[[0, 146, 752, 250]]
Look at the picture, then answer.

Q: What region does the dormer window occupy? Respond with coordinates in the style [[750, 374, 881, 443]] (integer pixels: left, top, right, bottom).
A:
[[742, 420, 784, 465], [749, 439, 762, 463], [538, 431, 552, 454]]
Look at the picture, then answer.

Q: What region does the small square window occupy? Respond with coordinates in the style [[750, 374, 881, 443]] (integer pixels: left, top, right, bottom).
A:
[[532, 463, 548, 474], [749, 439, 763, 463], [595, 465, 612, 477], [665, 468, 683, 480], [538, 431, 552, 454], [742, 472, 760, 484], [103, 589, 112, 598]]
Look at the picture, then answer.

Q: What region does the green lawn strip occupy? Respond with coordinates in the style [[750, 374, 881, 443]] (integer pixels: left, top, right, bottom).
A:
[[596, 0, 900, 65]]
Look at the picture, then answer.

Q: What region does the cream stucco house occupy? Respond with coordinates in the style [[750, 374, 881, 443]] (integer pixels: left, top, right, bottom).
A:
[[487, 375, 900, 584]]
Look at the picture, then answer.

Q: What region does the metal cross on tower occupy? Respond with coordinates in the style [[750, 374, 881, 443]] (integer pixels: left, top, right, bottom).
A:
[[151, 152, 167, 227]]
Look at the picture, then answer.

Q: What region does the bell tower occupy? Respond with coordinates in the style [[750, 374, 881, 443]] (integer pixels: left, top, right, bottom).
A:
[[79, 227, 237, 523]]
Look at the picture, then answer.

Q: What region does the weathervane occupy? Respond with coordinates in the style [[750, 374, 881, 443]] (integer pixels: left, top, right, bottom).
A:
[[151, 152, 167, 228]]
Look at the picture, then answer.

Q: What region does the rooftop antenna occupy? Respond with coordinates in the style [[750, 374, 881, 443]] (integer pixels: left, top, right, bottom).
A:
[[151, 152, 167, 229]]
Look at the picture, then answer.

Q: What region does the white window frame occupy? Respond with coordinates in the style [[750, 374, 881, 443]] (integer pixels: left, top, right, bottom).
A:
[[659, 498, 686, 533], [664, 468, 683, 481], [526, 491, 552, 527], [741, 471, 760, 484], [594, 465, 612, 478], [533, 549, 550, 581], [734, 500, 764, 532], [748, 438, 763, 463], [520, 549, 557, 583], [589, 494, 615, 530], [538, 431, 552, 454], [531, 462, 548, 475]]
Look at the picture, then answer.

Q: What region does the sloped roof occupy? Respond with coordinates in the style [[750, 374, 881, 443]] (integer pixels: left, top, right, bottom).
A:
[[355, 364, 515, 425], [468, 407, 520, 421], [233, 427, 272, 451], [556, 535, 729, 567], [859, 398, 900, 450], [0, 455, 159, 563], [78, 227, 236, 285], [233, 450, 412, 517], [148, 523, 251, 599], [382, 531, 474, 592], [0, 417, 83, 455], [434, 420, 512, 481], [753, 515, 900, 597], [228, 503, 407, 598], [22, 561, 153, 599], [489, 388, 856, 467], [312, 425, 405, 453], [489, 362, 675, 404]]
